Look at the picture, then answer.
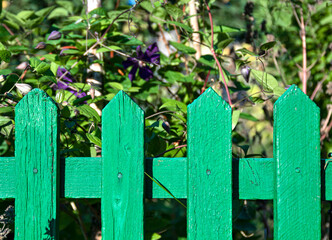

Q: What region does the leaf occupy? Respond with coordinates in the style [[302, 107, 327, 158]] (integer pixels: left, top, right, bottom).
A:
[[17, 10, 34, 20], [4, 10, 26, 28], [107, 82, 123, 90], [56, 0, 74, 14], [217, 38, 234, 49], [76, 105, 101, 122], [160, 99, 187, 113], [166, 21, 193, 32], [73, 95, 91, 105], [48, 7, 69, 19], [259, 41, 276, 51], [88, 7, 107, 18], [0, 69, 11, 75], [249, 96, 265, 103], [251, 69, 279, 92], [273, 86, 286, 96], [40, 69, 57, 83], [29, 57, 42, 68], [0, 50, 11, 63], [35, 61, 50, 74], [0, 107, 13, 114], [50, 62, 59, 76], [61, 22, 87, 31], [214, 25, 245, 33], [55, 89, 65, 103], [165, 71, 184, 84], [236, 48, 258, 56], [198, 55, 215, 68], [8, 45, 29, 53], [86, 133, 102, 147], [0, 116, 11, 126], [151, 7, 167, 23], [239, 113, 258, 122], [107, 34, 143, 46], [70, 83, 91, 92], [60, 49, 81, 55], [232, 110, 241, 130], [35, 6, 55, 17], [151, 233, 162, 240], [169, 41, 196, 54], [140, 1, 153, 13], [96, 45, 121, 53], [165, 4, 183, 19], [126, 87, 140, 92]]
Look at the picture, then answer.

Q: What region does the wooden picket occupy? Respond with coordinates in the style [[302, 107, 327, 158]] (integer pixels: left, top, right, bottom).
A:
[[15, 89, 59, 239], [102, 91, 144, 239], [187, 88, 232, 239], [0, 84, 327, 240], [273, 85, 321, 239]]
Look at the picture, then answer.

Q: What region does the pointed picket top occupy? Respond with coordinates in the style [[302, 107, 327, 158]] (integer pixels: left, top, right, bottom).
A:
[[16, 88, 57, 111], [187, 87, 232, 239], [273, 84, 321, 239], [102, 90, 144, 118], [274, 84, 319, 111], [102, 90, 144, 239], [188, 87, 231, 112], [15, 88, 59, 239]]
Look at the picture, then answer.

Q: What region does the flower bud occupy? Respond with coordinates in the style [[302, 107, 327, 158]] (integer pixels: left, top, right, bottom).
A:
[[35, 42, 47, 49], [241, 66, 251, 83], [48, 31, 62, 40], [16, 83, 32, 95], [162, 121, 171, 133], [0, 75, 7, 82], [16, 62, 29, 70]]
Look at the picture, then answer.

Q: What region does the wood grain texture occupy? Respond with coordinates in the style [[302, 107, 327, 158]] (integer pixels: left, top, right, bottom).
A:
[[0, 157, 15, 198], [274, 85, 320, 239], [187, 88, 232, 239], [15, 89, 59, 240], [238, 158, 274, 199], [145, 157, 187, 199], [101, 91, 144, 240], [2, 157, 332, 199], [61, 157, 101, 198], [324, 159, 332, 200]]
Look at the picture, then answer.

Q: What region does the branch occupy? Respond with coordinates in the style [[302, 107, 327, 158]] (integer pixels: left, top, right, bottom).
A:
[[291, 3, 308, 94], [58, 3, 141, 82], [204, 1, 232, 106], [310, 76, 327, 100]]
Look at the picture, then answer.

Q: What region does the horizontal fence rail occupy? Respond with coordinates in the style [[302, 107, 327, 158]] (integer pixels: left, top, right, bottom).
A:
[[0, 85, 327, 239]]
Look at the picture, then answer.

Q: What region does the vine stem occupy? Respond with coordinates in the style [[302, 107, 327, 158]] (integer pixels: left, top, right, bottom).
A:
[[291, 3, 307, 94], [204, 1, 233, 106], [58, 2, 140, 82]]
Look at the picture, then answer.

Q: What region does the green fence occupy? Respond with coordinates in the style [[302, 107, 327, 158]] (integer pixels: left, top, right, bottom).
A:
[[0, 84, 330, 239]]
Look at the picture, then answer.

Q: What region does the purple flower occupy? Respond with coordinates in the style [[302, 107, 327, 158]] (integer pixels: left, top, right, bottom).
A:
[[53, 67, 87, 99], [48, 31, 62, 41], [122, 43, 160, 81]]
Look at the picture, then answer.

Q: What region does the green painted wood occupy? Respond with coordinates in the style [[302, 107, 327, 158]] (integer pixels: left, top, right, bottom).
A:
[[145, 157, 187, 199], [187, 88, 232, 239], [61, 157, 101, 198], [324, 159, 332, 200], [274, 85, 321, 239], [15, 89, 59, 240], [238, 158, 274, 199], [101, 91, 144, 239], [3, 157, 332, 200], [0, 157, 15, 198]]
